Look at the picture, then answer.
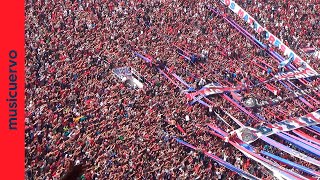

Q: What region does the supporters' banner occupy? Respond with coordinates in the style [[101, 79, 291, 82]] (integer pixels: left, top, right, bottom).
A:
[[175, 138, 260, 180], [274, 67, 319, 80], [260, 150, 320, 177], [242, 85, 320, 108], [186, 84, 239, 100], [257, 110, 320, 136], [229, 139, 307, 180], [293, 130, 320, 147], [282, 132, 320, 151], [112, 66, 145, 88], [209, 126, 311, 179], [235, 110, 320, 143], [210, 5, 318, 83], [219, 0, 318, 75], [112, 66, 132, 80], [260, 136, 320, 167], [276, 133, 320, 158]]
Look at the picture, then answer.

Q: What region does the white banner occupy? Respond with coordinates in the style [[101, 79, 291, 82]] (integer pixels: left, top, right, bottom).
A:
[[186, 84, 239, 100], [234, 109, 320, 143]]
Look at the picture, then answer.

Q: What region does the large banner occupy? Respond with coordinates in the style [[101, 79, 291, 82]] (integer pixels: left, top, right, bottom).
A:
[[261, 136, 320, 167], [186, 84, 239, 100], [234, 109, 320, 143], [219, 0, 318, 76], [175, 138, 260, 180]]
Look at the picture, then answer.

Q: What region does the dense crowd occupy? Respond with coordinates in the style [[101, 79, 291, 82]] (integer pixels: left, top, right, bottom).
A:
[[25, 0, 320, 179]]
